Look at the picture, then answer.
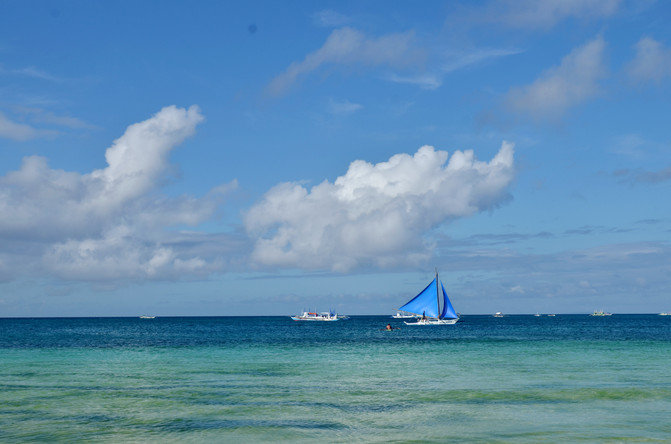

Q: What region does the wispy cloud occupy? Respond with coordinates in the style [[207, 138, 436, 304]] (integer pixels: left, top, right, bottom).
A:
[[267, 27, 420, 96], [312, 9, 351, 28], [386, 73, 442, 90], [0, 65, 61, 82], [0, 107, 95, 140], [0, 111, 56, 140], [627, 37, 671, 84], [614, 166, 671, 184], [12, 66, 60, 81], [386, 47, 522, 91], [611, 134, 648, 159], [433, 239, 671, 312], [13, 106, 95, 130], [455, 231, 554, 246], [562, 225, 632, 235], [328, 98, 363, 115], [506, 36, 607, 120], [442, 47, 524, 73], [35, 112, 92, 129], [442, 223, 637, 249], [477, 0, 620, 30], [268, 25, 520, 96]]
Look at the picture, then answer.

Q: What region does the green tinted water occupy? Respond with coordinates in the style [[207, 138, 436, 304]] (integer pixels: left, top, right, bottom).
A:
[[1, 316, 670, 442]]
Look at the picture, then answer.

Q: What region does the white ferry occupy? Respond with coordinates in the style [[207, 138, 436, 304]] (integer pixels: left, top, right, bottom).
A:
[[391, 311, 418, 319], [291, 311, 343, 321]]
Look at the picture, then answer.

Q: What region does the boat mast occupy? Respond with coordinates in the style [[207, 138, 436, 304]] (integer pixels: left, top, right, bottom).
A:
[[435, 268, 440, 319]]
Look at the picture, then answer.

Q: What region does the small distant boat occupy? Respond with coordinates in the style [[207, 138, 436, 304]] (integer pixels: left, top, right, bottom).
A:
[[139, 315, 155, 319], [659, 312, 671, 316], [493, 312, 504, 318], [399, 269, 459, 326], [534, 313, 541, 317], [291, 311, 343, 321], [590, 310, 612, 316], [547, 314, 556, 317], [391, 311, 418, 319]]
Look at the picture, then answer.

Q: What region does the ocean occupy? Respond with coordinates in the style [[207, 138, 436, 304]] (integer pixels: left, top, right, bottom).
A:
[[1, 315, 670, 442]]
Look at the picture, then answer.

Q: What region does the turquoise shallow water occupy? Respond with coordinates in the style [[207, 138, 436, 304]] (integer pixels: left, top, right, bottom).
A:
[[1, 315, 670, 442]]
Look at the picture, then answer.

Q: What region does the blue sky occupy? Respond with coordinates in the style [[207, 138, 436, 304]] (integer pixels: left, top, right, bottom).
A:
[[1, 0, 670, 316]]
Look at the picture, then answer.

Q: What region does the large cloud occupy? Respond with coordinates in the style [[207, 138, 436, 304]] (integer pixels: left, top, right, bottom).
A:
[[245, 142, 515, 271], [0, 105, 238, 282], [506, 36, 606, 120]]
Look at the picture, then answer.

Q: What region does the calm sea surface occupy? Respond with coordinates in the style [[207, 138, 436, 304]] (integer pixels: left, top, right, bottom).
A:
[[1, 315, 670, 442]]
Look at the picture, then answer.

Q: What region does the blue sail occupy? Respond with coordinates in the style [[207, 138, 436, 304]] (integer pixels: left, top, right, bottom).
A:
[[398, 278, 440, 318], [440, 282, 458, 319]]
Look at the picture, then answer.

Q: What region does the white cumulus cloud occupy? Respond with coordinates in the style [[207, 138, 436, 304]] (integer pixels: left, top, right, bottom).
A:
[[0, 105, 238, 282], [245, 142, 515, 272], [507, 36, 606, 120]]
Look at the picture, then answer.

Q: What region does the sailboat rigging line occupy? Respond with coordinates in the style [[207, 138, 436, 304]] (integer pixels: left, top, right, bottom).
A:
[[435, 268, 440, 320]]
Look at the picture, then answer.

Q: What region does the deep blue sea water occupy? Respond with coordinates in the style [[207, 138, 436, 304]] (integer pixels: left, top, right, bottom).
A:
[[1, 315, 670, 442]]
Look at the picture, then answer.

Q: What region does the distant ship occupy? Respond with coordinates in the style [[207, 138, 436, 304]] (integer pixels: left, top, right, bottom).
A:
[[493, 312, 504, 317], [590, 310, 612, 316], [139, 315, 155, 319], [391, 311, 418, 319], [291, 311, 345, 321]]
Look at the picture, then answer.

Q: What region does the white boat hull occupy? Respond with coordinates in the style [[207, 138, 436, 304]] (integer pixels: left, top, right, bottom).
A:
[[290, 311, 343, 321], [404, 318, 458, 325], [291, 316, 339, 321]]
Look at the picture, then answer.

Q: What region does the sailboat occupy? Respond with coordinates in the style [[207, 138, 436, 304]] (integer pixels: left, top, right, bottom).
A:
[[399, 270, 459, 325]]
